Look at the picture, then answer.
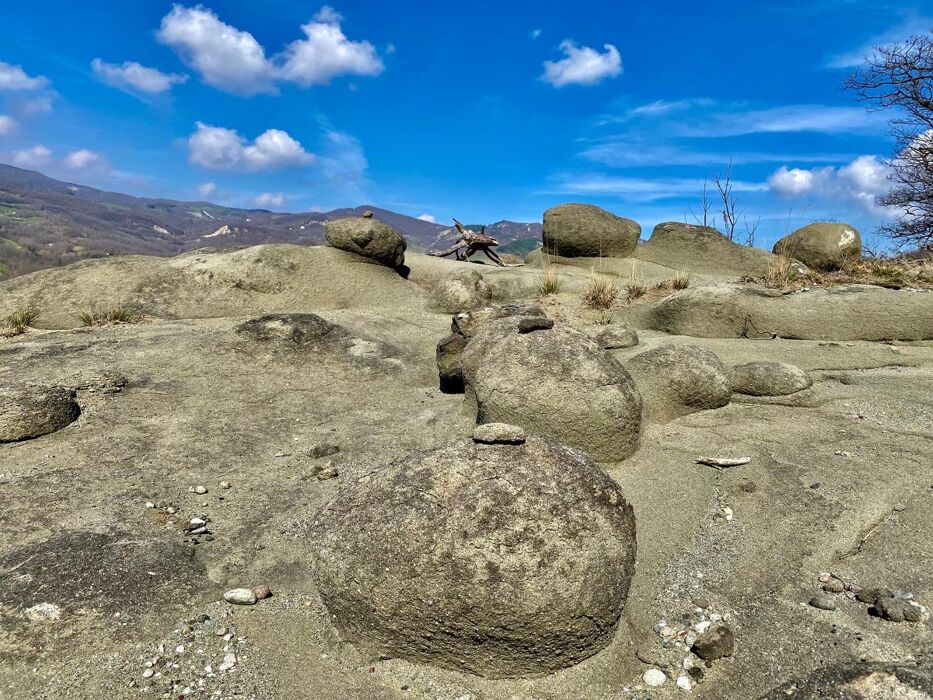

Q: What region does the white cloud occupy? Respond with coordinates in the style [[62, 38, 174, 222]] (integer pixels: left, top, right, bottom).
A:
[[417, 213, 436, 223], [313, 6, 343, 23], [0, 61, 49, 91], [188, 122, 315, 172], [62, 149, 105, 170], [157, 5, 275, 95], [0, 115, 16, 136], [627, 98, 715, 117], [278, 18, 383, 86], [768, 155, 891, 213], [679, 105, 882, 137], [157, 5, 383, 95], [826, 15, 933, 69], [252, 192, 287, 208], [550, 174, 766, 201], [318, 128, 367, 186], [542, 40, 621, 87], [196, 182, 217, 198], [91, 58, 188, 94], [580, 140, 856, 168], [530, 28, 542, 39], [11, 144, 52, 168]]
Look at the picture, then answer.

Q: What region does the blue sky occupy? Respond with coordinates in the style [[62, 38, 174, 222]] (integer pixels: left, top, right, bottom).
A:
[[0, 0, 929, 249]]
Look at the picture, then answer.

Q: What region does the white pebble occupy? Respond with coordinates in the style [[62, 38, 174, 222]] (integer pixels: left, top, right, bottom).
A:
[[223, 588, 257, 606], [643, 668, 667, 687], [142, 668, 154, 678], [194, 485, 207, 495], [677, 674, 693, 692], [175, 645, 185, 654], [220, 481, 230, 489]]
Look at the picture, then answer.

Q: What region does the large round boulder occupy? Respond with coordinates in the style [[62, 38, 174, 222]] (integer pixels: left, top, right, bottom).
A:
[[773, 223, 861, 271], [731, 361, 812, 396], [325, 217, 407, 269], [461, 319, 642, 460], [0, 384, 81, 442], [623, 344, 731, 421], [542, 203, 640, 258], [428, 270, 492, 313], [309, 436, 637, 678]]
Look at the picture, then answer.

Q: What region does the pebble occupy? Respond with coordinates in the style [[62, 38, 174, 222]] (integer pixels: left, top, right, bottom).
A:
[[517, 317, 554, 333], [362, 210, 374, 218], [856, 587, 893, 605], [252, 584, 272, 600], [218, 653, 237, 673], [220, 481, 231, 489], [809, 594, 837, 611], [307, 443, 340, 459], [690, 623, 734, 661], [643, 668, 667, 687], [223, 588, 257, 606], [194, 485, 207, 495], [142, 668, 154, 678], [316, 465, 339, 481], [691, 596, 710, 610], [676, 674, 693, 691], [822, 577, 845, 593]]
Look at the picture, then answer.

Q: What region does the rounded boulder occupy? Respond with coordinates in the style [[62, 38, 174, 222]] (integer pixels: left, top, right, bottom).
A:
[[623, 344, 731, 421], [0, 384, 81, 442], [309, 437, 637, 677], [325, 217, 407, 269], [731, 361, 812, 396], [461, 320, 642, 460], [542, 203, 640, 258], [773, 223, 861, 271], [429, 270, 492, 313]]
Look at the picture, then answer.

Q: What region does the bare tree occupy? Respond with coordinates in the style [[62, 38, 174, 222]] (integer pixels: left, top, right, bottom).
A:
[[846, 31, 933, 250], [688, 178, 713, 227], [712, 160, 738, 240]]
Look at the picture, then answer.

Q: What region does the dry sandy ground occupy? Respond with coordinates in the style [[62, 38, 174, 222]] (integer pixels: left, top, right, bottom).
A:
[[1, 246, 932, 699]]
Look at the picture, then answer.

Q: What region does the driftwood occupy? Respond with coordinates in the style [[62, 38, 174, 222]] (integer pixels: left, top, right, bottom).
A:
[[428, 219, 506, 266], [695, 456, 751, 469]]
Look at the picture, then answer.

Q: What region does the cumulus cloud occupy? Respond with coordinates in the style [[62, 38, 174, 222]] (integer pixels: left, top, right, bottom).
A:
[[0, 115, 16, 136], [92, 58, 188, 94], [278, 18, 383, 86], [542, 40, 621, 87], [62, 149, 105, 170], [768, 155, 891, 213], [11, 144, 52, 168], [417, 213, 436, 223], [0, 61, 49, 91], [187, 122, 315, 172], [157, 5, 383, 95], [252, 192, 287, 208], [196, 182, 217, 198]]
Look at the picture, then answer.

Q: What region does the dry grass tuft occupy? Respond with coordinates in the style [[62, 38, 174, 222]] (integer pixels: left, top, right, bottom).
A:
[[655, 270, 690, 292], [79, 305, 142, 327], [626, 267, 647, 301], [3, 305, 39, 336], [536, 267, 563, 297], [583, 273, 620, 310], [764, 256, 793, 289]]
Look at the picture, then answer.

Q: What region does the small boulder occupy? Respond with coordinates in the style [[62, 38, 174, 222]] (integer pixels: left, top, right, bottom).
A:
[[542, 203, 640, 258], [461, 320, 642, 460], [593, 326, 639, 349], [429, 270, 492, 313], [309, 437, 637, 677], [325, 217, 407, 269], [624, 344, 731, 421], [773, 223, 861, 271], [451, 303, 546, 339], [731, 361, 812, 396], [0, 384, 80, 442]]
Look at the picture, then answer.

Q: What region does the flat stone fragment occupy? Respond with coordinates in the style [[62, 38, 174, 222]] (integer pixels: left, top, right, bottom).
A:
[[472, 423, 527, 444]]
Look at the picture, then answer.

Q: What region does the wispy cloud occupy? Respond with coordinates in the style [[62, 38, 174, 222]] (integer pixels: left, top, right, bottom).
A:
[[545, 173, 767, 201], [677, 105, 883, 137], [825, 13, 933, 69], [92, 58, 188, 94], [580, 140, 855, 168]]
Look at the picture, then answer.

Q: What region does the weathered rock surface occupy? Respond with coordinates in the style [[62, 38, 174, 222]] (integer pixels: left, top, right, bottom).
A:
[[646, 285, 933, 341], [591, 325, 639, 349], [542, 203, 640, 258], [731, 361, 812, 396], [762, 662, 933, 699], [623, 344, 731, 421], [435, 332, 469, 393], [461, 320, 642, 460], [451, 303, 546, 339], [773, 222, 862, 271], [309, 437, 637, 677], [325, 217, 407, 269], [428, 270, 492, 313], [0, 383, 80, 442], [472, 422, 526, 444], [638, 222, 780, 278]]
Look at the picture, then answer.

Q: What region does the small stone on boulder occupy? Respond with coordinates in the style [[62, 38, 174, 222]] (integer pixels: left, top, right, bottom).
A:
[[517, 317, 554, 333], [472, 422, 526, 444], [309, 436, 637, 677], [543, 203, 641, 258], [731, 361, 812, 396], [593, 326, 639, 349], [0, 384, 80, 443], [325, 217, 407, 269], [451, 303, 546, 339], [624, 344, 731, 422], [691, 622, 734, 661], [773, 223, 861, 271]]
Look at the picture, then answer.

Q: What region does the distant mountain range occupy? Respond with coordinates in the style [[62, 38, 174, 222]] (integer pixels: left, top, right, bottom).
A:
[[0, 163, 542, 279]]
